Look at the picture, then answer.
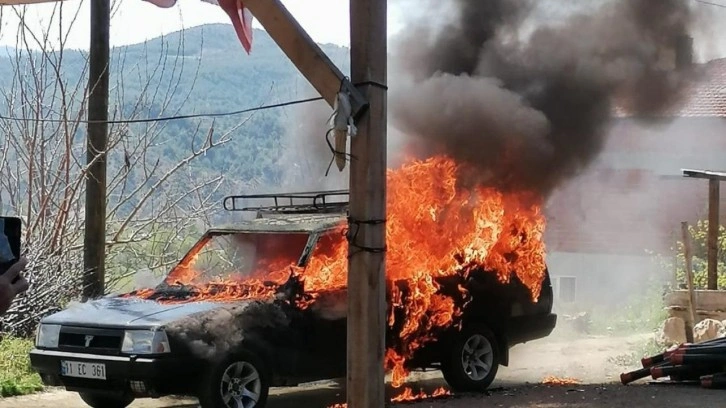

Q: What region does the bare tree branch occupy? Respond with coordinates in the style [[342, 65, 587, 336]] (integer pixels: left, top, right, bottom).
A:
[[0, 5, 234, 336]]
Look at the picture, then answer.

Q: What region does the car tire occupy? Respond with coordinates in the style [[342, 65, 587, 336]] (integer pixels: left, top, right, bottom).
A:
[[440, 325, 500, 393], [78, 391, 134, 408], [198, 349, 270, 408]]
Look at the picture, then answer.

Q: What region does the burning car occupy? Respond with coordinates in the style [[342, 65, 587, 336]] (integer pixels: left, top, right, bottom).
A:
[[29, 158, 557, 408]]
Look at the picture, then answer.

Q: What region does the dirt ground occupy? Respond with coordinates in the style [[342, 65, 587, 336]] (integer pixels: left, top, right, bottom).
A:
[[1, 329, 723, 408]]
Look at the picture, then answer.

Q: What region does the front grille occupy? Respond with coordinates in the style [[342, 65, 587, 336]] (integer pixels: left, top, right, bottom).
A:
[[58, 326, 124, 355]]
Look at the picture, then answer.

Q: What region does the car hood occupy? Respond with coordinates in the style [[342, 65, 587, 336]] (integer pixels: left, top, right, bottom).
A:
[[40, 296, 230, 329]]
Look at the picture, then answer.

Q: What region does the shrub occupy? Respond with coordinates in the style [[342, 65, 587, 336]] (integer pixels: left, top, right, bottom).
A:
[[654, 220, 726, 290], [0, 337, 43, 397]]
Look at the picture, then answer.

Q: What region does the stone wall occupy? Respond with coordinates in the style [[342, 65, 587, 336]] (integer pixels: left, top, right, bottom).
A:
[[659, 290, 726, 344], [665, 290, 726, 328]]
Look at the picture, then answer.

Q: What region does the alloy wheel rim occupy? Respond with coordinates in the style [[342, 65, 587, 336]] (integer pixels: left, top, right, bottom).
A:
[[460, 333, 494, 381], [219, 361, 262, 408]]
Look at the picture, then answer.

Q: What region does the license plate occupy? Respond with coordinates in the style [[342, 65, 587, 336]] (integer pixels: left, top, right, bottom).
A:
[[60, 360, 106, 380]]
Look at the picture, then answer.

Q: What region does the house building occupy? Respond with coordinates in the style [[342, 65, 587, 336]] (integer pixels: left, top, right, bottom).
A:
[[544, 38, 726, 306]]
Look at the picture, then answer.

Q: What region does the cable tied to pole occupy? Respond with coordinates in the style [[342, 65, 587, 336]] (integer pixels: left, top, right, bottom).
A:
[[324, 77, 359, 176], [345, 216, 387, 259], [354, 80, 389, 91], [322, 77, 389, 177]]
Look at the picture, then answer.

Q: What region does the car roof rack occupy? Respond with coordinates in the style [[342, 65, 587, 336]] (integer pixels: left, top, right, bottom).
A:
[[223, 189, 350, 215]]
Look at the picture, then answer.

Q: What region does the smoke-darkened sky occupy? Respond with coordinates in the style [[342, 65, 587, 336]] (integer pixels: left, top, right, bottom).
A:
[[390, 0, 700, 197]]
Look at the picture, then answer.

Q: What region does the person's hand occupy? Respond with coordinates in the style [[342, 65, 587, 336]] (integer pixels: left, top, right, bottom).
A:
[[0, 257, 29, 316]]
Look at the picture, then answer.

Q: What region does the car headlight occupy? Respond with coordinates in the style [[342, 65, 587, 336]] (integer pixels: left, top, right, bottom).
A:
[[35, 324, 61, 348], [121, 329, 171, 354]]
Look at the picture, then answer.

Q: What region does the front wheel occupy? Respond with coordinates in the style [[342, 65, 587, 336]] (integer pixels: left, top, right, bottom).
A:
[[198, 350, 270, 408], [78, 391, 134, 408], [440, 325, 500, 393]]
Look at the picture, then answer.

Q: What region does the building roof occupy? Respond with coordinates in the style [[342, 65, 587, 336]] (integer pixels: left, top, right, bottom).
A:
[[614, 58, 726, 118]]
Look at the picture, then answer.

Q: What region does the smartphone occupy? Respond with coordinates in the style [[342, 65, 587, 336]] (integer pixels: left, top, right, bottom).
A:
[[0, 216, 22, 275]]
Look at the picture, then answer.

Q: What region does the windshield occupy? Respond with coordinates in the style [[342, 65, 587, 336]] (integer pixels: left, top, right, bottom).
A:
[[162, 232, 310, 287]]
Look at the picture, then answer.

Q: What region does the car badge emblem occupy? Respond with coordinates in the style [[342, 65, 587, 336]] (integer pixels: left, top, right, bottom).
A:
[[84, 335, 93, 348]]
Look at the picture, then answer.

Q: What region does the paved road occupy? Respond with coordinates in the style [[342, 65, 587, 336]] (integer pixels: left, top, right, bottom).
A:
[[3, 377, 723, 408], [2, 331, 721, 407]]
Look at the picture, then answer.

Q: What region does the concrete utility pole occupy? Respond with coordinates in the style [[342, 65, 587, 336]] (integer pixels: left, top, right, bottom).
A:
[[347, 0, 388, 406], [82, 0, 110, 300]]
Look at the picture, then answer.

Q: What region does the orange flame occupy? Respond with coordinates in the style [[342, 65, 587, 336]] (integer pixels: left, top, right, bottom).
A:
[[391, 386, 452, 402], [326, 386, 452, 408], [126, 155, 547, 389], [542, 375, 581, 386]]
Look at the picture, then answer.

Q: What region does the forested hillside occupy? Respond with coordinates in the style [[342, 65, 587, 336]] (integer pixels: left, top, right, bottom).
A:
[[109, 23, 350, 183], [0, 23, 351, 199]]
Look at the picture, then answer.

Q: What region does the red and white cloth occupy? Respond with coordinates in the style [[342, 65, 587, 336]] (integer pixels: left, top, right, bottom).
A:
[[143, 0, 254, 54]]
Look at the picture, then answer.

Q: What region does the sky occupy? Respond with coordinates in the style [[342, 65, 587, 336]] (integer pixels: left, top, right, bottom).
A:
[[0, 0, 407, 51]]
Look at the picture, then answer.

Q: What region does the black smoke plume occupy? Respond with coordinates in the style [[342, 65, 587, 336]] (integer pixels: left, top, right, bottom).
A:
[[165, 302, 291, 361], [391, 0, 696, 196]]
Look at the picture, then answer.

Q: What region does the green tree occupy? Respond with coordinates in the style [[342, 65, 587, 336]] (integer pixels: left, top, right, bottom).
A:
[[654, 220, 726, 290]]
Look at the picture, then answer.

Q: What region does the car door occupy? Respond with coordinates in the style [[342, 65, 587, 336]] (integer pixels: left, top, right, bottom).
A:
[[293, 230, 348, 380]]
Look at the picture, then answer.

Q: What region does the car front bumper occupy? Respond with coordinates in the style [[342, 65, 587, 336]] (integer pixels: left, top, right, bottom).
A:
[[29, 348, 200, 397]]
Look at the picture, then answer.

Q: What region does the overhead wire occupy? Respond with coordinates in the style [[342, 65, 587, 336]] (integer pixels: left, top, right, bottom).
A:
[[693, 0, 726, 8], [0, 96, 325, 125]]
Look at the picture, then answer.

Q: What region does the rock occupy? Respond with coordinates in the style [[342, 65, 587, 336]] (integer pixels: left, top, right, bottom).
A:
[[693, 318, 726, 343], [563, 312, 591, 334], [657, 317, 687, 347]]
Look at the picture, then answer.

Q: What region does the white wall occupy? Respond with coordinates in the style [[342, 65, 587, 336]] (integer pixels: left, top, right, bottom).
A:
[[546, 250, 669, 308]]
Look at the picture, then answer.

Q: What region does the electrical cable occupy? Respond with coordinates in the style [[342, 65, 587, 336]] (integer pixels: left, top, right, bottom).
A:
[[0, 79, 386, 126], [0, 96, 325, 125], [693, 0, 726, 8], [324, 128, 356, 177], [345, 216, 387, 259]]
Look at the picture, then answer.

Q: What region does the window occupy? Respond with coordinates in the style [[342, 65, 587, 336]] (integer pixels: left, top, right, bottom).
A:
[[166, 232, 310, 285]]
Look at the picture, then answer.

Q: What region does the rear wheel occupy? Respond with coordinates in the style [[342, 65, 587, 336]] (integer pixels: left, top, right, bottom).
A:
[[440, 325, 500, 392], [198, 350, 270, 408], [78, 391, 134, 408]]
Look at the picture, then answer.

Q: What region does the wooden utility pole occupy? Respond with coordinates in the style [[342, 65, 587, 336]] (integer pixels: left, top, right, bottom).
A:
[[708, 179, 720, 290], [228, 1, 385, 403], [681, 221, 697, 341], [347, 0, 388, 407], [243, 0, 366, 115], [82, 0, 111, 301]]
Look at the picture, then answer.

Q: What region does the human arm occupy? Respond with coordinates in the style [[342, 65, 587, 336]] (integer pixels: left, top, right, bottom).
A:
[[0, 257, 29, 316]]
